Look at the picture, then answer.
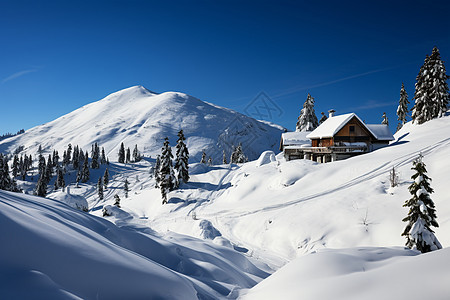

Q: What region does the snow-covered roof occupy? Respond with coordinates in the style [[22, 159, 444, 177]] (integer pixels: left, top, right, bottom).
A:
[[306, 113, 394, 141], [365, 124, 395, 141], [281, 131, 311, 146], [306, 113, 356, 139]]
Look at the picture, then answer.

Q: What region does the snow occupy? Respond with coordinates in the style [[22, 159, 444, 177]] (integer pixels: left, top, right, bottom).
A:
[[1, 86, 450, 299], [0, 85, 283, 163], [241, 247, 450, 300], [365, 124, 395, 141], [306, 113, 355, 139]]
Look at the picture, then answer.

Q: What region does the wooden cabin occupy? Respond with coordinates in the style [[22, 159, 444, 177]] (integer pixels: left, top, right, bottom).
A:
[[281, 112, 394, 162]]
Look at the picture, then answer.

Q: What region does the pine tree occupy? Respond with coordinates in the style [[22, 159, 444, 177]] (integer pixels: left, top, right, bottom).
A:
[[159, 137, 177, 204], [124, 178, 130, 198], [402, 155, 441, 253], [154, 155, 161, 188], [114, 194, 121, 208], [207, 157, 212, 166], [132, 144, 141, 162], [396, 83, 410, 132], [81, 151, 90, 183], [38, 154, 46, 176], [101, 147, 106, 164], [52, 150, 59, 167], [11, 154, 19, 178], [174, 130, 189, 184], [319, 112, 328, 124], [103, 168, 109, 190], [35, 174, 47, 197], [98, 177, 104, 200], [118, 142, 125, 163], [200, 150, 207, 164], [55, 167, 65, 191], [412, 47, 449, 124], [66, 144, 72, 163], [231, 144, 246, 163], [0, 154, 12, 190], [126, 147, 131, 164], [381, 112, 389, 125], [296, 93, 319, 132], [91, 143, 99, 169], [222, 150, 228, 164]]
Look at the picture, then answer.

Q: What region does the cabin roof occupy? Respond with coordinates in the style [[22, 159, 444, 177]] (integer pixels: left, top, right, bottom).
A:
[[281, 131, 311, 146], [306, 113, 394, 141]]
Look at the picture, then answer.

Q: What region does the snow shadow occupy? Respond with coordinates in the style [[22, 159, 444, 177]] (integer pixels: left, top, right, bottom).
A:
[[183, 181, 231, 191], [390, 132, 410, 146]]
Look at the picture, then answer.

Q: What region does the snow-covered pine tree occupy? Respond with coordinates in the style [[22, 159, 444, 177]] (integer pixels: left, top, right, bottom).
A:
[[0, 154, 12, 191], [103, 168, 109, 190], [319, 112, 327, 124], [98, 177, 104, 200], [52, 150, 59, 167], [159, 137, 177, 204], [81, 152, 90, 183], [114, 194, 121, 208], [381, 112, 389, 125], [124, 178, 130, 198], [91, 143, 99, 169], [11, 154, 19, 178], [412, 47, 449, 124], [402, 155, 441, 253], [154, 154, 161, 188], [66, 144, 72, 164], [200, 150, 207, 164], [78, 149, 84, 167], [207, 157, 212, 166], [118, 142, 125, 163], [222, 150, 228, 164], [101, 147, 106, 164], [296, 93, 319, 132], [38, 154, 46, 176], [132, 144, 141, 162], [56, 167, 65, 191], [126, 147, 131, 164], [174, 129, 189, 184], [396, 83, 409, 132], [231, 144, 246, 164], [35, 173, 47, 197], [72, 145, 79, 169]]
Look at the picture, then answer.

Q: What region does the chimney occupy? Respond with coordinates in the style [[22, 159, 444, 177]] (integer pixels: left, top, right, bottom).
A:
[[328, 109, 336, 118]]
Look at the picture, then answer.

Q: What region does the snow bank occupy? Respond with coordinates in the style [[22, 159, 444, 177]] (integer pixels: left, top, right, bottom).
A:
[[242, 247, 450, 300], [255, 151, 276, 167]]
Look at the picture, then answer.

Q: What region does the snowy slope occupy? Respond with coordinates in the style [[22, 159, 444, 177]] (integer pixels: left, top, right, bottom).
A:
[[0, 86, 284, 162], [0, 190, 268, 299]]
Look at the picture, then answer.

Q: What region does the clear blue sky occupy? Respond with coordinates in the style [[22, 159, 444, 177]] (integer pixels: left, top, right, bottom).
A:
[[1, 0, 449, 134]]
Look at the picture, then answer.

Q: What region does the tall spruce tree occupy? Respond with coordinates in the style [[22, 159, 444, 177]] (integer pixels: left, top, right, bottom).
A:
[[174, 130, 189, 184], [81, 151, 90, 183], [159, 137, 177, 204], [103, 168, 109, 190], [101, 147, 106, 164], [397, 83, 410, 131], [126, 147, 131, 164], [35, 174, 47, 197], [412, 47, 449, 124], [124, 178, 130, 198], [402, 155, 441, 253], [231, 144, 246, 164], [0, 154, 11, 190], [132, 144, 141, 162], [118, 142, 125, 163], [98, 177, 104, 200], [55, 167, 65, 191], [296, 93, 319, 132], [91, 143, 100, 169]]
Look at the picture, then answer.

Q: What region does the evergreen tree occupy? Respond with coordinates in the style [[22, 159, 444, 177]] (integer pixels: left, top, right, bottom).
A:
[[114, 194, 121, 208], [67, 144, 72, 163], [319, 112, 328, 124], [124, 178, 130, 198], [222, 150, 228, 164], [118, 142, 125, 163], [159, 137, 177, 204], [44, 157, 52, 185], [402, 155, 442, 253], [52, 150, 59, 167], [207, 157, 212, 166], [91, 143, 99, 169], [397, 83, 410, 132], [412, 47, 449, 124], [132, 144, 141, 162], [200, 150, 207, 164], [35, 174, 47, 197], [72, 145, 80, 170], [38, 154, 46, 176], [62, 150, 68, 166], [11, 154, 19, 178], [0, 155, 12, 190], [381, 112, 389, 125], [98, 177, 104, 200], [103, 168, 109, 190], [231, 144, 246, 164], [101, 147, 106, 164], [154, 155, 161, 188], [174, 130, 189, 184], [296, 93, 319, 132], [55, 167, 65, 191], [126, 147, 131, 164], [81, 151, 90, 183]]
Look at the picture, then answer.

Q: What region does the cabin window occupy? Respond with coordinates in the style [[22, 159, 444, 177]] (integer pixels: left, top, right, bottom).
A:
[[349, 125, 355, 133]]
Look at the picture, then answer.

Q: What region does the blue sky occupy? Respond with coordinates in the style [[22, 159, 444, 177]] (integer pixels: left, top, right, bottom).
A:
[[1, 0, 449, 134]]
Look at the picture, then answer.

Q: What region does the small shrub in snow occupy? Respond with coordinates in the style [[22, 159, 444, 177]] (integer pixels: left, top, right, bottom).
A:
[[114, 194, 121, 208]]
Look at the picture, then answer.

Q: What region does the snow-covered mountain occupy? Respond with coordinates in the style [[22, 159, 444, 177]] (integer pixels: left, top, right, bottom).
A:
[[0, 86, 284, 162]]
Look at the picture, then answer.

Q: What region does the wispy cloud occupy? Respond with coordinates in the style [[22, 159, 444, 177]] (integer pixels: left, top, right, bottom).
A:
[[2, 69, 38, 84], [271, 65, 407, 100], [347, 100, 398, 111]]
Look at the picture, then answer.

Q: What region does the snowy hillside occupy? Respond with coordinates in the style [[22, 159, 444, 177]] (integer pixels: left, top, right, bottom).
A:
[[0, 190, 269, 299], [0, 86, 284, 162]]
